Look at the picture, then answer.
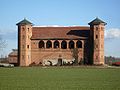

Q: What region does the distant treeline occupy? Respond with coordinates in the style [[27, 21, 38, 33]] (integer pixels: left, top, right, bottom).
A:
[[0, 57, 8, 63]]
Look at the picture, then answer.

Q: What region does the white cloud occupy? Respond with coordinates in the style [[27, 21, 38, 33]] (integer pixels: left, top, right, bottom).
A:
[[34, 25, 80, 27], [0, 28, 17, 35], [105, 28, 120, 39]]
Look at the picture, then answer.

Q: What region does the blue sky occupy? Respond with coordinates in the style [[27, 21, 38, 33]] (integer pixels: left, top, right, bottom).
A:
[[0, 0, 120, 57]]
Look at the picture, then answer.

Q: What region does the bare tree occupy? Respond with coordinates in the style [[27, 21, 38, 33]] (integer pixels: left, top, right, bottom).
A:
[[0, 36, 6, 50], [0, 35, 7, 59], [71, 48, 79, 65]]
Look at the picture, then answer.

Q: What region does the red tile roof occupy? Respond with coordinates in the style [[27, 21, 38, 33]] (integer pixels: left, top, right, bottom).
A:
[[8, 49, 18, 56], [32, 26, 90, 40]]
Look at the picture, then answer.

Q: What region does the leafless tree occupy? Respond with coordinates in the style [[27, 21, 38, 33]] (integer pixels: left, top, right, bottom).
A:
[[0, 36, 7, 59], [71, 48, 79, 65], [0, 36, 6, 50]]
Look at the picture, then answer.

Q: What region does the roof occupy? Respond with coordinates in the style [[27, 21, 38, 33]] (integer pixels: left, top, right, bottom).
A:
[[32, 26, 90, 40], [16, 18, 33, 26], [8, 49, 18, 56], [88, 18, 107, 25]]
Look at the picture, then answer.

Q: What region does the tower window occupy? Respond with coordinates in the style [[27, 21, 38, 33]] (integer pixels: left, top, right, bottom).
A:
[[28, 28, 29, 32], [22, 27, 25, 31], [96, 27, 98, 31], [96, 35, 98, 39], [27, 45, 29, 49]]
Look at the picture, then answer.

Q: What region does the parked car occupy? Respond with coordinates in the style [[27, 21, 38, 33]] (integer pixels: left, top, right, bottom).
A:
[[0, 63, 14, 67]]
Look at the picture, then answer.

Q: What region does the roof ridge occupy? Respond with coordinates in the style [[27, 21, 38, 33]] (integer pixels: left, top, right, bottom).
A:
[[16, 18, 33, 25], [88, 18, 107, 25]]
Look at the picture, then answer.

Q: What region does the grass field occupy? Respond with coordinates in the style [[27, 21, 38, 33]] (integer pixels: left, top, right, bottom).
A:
[[0, 66, 120, 90]]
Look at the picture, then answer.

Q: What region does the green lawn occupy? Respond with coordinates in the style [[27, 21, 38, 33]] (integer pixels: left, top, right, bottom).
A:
[[0, 67, 120, 90]]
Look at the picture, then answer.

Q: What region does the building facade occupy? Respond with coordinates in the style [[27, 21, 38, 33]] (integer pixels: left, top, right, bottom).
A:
[[8, 49, 18, 66], [16, 18, 106, 66]]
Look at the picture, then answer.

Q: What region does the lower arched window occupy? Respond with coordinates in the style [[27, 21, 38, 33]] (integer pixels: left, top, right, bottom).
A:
[[46, 40, 52, 48], [76, 40, 82, 48], [61, 40, 67, 49], [54, 40, 59, 48], [39, 40, 44, 48], [69, 40, 74, 49]]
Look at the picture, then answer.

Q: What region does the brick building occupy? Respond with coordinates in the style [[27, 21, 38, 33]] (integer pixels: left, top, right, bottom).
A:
[[8, 49, 18, 66], [16, 18, 106, 66]]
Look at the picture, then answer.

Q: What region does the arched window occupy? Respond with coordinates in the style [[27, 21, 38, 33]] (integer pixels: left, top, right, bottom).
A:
[[69, 40, 74, 49], [54, 40, 59, 48], [22, 27, 25, 31], [46, 40, 52, 48], [61, 40, 67, 49], [76, 40, 82, 48], [39, 40, 44, 48]]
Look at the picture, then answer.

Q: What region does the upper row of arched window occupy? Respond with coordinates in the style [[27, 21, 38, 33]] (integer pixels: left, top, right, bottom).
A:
[[39, 40, 82, 49]]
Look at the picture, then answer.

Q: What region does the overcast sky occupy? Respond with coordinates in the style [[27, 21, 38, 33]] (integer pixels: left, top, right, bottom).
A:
[[0, 0, 120, 57]]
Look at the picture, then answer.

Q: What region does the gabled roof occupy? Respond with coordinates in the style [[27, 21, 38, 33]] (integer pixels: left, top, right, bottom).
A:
[[88, 18, 107, 25], [32, 26, 90, 40], [8, 49, 18, 56], [16, 18, 33, 26]]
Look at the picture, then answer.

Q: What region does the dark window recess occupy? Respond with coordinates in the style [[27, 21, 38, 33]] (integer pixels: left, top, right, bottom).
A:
[[76, 40, 82, 48], [54, 40, 59, 48], [46, 40, 52, 48], [39, 40, 44, 48], [96, 35, 98, 39], [69, 40, 74, 49], [61, 40, 67, 49], [96, 27, 98, 30], [27, 45, 29, 49], [22, 27, 25, 31], [28, 28, 29, 32]]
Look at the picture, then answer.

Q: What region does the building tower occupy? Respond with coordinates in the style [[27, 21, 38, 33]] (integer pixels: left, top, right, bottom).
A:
[[16, 18, 33, 66], [88, 18, 107, 65]]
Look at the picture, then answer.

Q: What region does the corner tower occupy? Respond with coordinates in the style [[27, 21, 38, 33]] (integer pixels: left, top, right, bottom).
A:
[[88, 18, 107, 65], [16, 18, 33, 66]]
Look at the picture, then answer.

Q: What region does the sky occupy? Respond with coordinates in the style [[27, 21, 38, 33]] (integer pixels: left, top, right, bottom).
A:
[[0, 0, 120, 57]]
